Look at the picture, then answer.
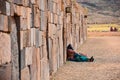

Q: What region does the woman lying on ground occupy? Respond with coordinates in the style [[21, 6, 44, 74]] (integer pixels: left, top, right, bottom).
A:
[[67, 44, 94, 62]]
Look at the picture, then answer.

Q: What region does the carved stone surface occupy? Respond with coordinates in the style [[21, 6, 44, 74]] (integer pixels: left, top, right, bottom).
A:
[[0, 0, 87, 80]]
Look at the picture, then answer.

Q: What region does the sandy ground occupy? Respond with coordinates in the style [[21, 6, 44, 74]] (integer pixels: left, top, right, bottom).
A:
[[52, 36, 120, 80]]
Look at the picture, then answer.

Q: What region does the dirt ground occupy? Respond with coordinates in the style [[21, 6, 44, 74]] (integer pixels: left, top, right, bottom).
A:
[[51, 36, 120, 80]]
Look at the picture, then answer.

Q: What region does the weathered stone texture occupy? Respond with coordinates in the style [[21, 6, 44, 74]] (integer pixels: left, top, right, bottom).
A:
[[0, 32, 11, 65], [0, 1, 10, 16], [10, 17, 19, 80], [0, 63, 11, 80], [0, 0, 87, 80], [0, 14, 8, 32], [21, 67, 30, 80]]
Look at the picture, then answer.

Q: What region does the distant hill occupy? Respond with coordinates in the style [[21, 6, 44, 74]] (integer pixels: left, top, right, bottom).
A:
[[77, 0, 120, 24]]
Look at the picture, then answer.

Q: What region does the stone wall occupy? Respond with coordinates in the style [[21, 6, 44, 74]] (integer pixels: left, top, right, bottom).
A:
[[0, 0, 87, 80]]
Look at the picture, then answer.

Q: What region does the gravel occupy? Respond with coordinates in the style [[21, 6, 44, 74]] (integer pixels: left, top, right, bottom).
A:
[[52, 36, 120, 80]]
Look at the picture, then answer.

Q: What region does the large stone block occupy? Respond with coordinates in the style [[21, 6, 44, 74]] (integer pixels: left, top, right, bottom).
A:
[[40, 11, 47, 31], [35, 29, 40, 47], [53, 2, 57, 14], [10, 16, 19, 80], [48, 0, 53, 12], [23, 0, 30, 7], [52, 38, 58, 73], [14, 0, 23, 5], [6, 1, 11, 16], [40, 58, 49, 80], [66, 13, 71, 23], [0, 63, 11, 80], [21, 67, 30, 80], [0, 32, 11, 65], [35, 29, 42, 47], [34, 9, 40, 28], [50, 12, 54, 23], [21, 47, 33, 69], [48, 11, 51, 23], [0, 1, 10, 16], [40, 0, 45, 11], [0, 0, 6, 14], [35, 48, 41, 80], [21, 7, 27, 19], [30, 0, 36, 4], [27, 8, 32, 29], [29, 47, 38, 80], [48, 23, 57, 38], [20, 30, 31, 49], [54, 14, 58, 24], [13, 4, 22, 16], [0, 14, 8, 32], [48, 38, 53, 74], [30, 28, 35, 47]]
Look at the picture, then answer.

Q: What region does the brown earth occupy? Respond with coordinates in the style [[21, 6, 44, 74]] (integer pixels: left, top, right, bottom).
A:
[[51, 36, 120, 80]]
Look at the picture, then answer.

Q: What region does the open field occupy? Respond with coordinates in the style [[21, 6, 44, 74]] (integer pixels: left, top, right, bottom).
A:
[[87, 32, 120, 37], [87, 24, 120, 32]]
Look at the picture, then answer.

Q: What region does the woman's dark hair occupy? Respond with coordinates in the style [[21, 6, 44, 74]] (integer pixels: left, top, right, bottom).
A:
[[67, 44, 74, 50]]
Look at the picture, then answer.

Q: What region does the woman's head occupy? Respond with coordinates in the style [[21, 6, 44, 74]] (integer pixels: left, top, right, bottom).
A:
[[67, 44, 74, 50]]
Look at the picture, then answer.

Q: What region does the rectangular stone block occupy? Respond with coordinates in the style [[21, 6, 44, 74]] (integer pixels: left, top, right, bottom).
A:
[[25, 47, 33, 66], [34, 9, 40, 28], [29, 47, 41, 80], [30, 28, 35, 47], [6, 1, 11, 16], [20, 30, 30, 49], [66, 13, 71, 23], [0, 32, 11, 65], [58, 0, 62, 12], [35, 29, 40, 47], [27, 8, 32, 29], [50, 13, 54, 23], [10, 3, 14, 16], [0, 14, 8, 32], [48, 0, 53, 12], [40, 11, 46, 31], [52, 39, 58, 73], [59, 35, 64, 66], [39, 46, 43, 60], [10, 18, 20, 80], [53, 2, 57, 14], [20, 18, 28, 30], [37, 0, 41, 9], [13, 4, 22, 16], [36, 30, 43, 47], [59, 13, 63, 25], [35, 48, 41, 80], [0, 1, 10, 16], [48, 23, 57, 38], [48, 11, 51, 23], [23, 0, 30, 7], [21, 7, 27, 19], [0, 63, 11, 80], [14, 0, 23, 5], [21, 47, 33, 69], [48, 38, 53, 74], [30, 0, 36, 4], [40, 58, 49, 80], [40, 0, 45, 11], [21, 67, 30, 80], [54, 14, 58, 24]]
